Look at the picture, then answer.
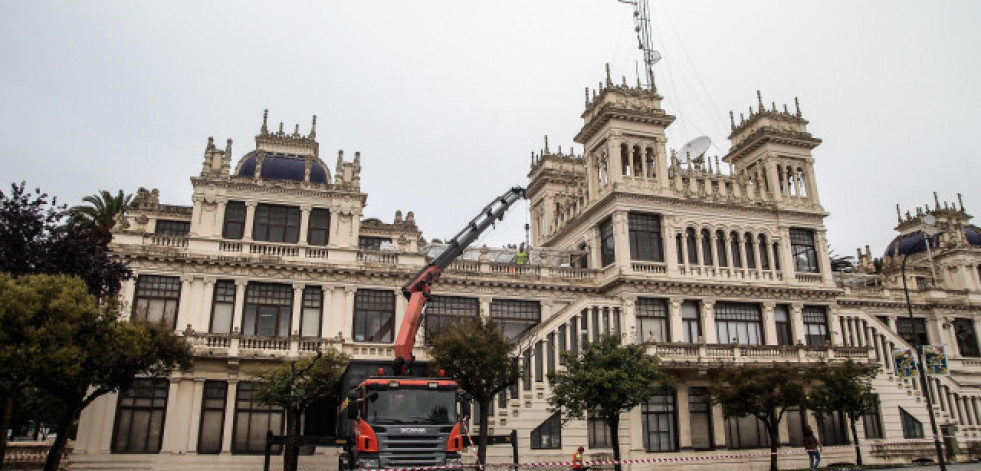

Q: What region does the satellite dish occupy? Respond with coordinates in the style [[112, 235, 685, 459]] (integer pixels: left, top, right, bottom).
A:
[[647, 50, 662, 65], [677, 136, 712, 160]]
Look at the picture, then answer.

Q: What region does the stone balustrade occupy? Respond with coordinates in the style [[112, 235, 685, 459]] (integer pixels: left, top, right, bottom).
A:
[[645, 342, 873, 366]]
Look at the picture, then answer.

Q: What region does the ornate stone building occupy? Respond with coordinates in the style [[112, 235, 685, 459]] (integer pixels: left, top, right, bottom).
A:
[[71, 70, 981, 470]]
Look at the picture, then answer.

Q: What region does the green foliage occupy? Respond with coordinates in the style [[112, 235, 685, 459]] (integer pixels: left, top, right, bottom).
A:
[[548, 334, 674, 471], [429, 317, 519, 465], [829, 249, 855, 272], [807, 360, 879, 465], [709, 363, 807, 471], [69, 189, 132, 243]]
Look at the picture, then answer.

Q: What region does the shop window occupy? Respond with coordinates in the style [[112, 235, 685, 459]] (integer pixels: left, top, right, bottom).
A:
[[725, 415, 770, 449], [588, 410, 612, 448], [688, 387, 713, 450]]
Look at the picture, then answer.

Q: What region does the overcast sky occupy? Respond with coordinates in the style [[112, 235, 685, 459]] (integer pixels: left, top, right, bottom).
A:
[[3, 1, 979, 259]]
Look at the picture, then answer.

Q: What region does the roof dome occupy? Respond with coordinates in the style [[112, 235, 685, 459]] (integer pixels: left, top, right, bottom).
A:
[[884, 226, 981, 257], [236, 151, 329, 184]]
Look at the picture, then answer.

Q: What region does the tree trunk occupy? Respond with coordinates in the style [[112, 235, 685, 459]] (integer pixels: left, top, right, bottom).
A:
[[283, 405, 301, 471], [767, 421, 779, 471], [0, 395, 13, 469], [608, 413, 621, 471], [42, 405, 77, 471], [850, 419, 862, 466], [476, 399, 490, 466]]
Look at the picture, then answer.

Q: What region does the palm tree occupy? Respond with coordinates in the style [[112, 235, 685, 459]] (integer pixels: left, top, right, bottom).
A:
[[69, 190, 131, 243]]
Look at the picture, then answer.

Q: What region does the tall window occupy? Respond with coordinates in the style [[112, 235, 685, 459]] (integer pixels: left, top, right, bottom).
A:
[[132, 275, 181, 329], [112, 378, 169, 453], [715, 302, 763, 345], [803, 306, 829, 346], [558, 324, 567, 365], [896, 318, 929, 347], [154, 219, 190, 236], [628, 213, 663, 262], [242, 283, 292, 337], [534, 341, 544, 382], [600, 217, 615, 266], [790, 228, 819, 273], [772, 242, 781, 270], [744, 232, 756, 269], [758, 234, 770, 270], [522, 349, 532, 390], [676, 234, 684, 264], [353, 290, 395, 342], [358, 236, 391, 251], [490, 299, 540, 341], [574, 242, 589, 268], [300, 286, 322, 337], [253, 204, 301, 243], [862, 395, 884, 439], [817, 410, 849, 446], [682, 301, 701, 343], [233, 382, 283, 454], [636, 298, 669, 343], [222, 201, 246, 239], [591, 307, 601, 342], [785, 407, 805, 446], [588, 411, 613, 448], [725, 415, 770, 449], [688, 387, 714, 450], [730, 231, 742, 268], [701, 229, 713, 265], [530, 413, 561, 449], [307, 208, 330, 246], [424, 296, 479, 345], [899, 407, 923, 439], [684, 228, 697, 264], [953, 318, 980, 357], [546, 333, 556, 379], [774, 305, 792, 346], [210, 280, 236, 334], [569, 317, 579, 353], [642, 390, 677, 452], [198, 380, 227, 454], [715, 230, 728, 267]]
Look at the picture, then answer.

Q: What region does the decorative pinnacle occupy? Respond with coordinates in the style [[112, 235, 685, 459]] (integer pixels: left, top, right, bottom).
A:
[[544, 135, 550, 154], [757, 90, 764, 112], [958, 193, 965, 211], [794, 97, 802, 117], [294, 123, 300, 137], [896, 204, 902, 223], [605, 63, 612, 86], [934, 191, 941, 210], [310, 115, 317, 138], [261, 109, 269, 134], [729, 111, 735, 131], [584, 87, 589, 106], [278, 122, 284, 134]]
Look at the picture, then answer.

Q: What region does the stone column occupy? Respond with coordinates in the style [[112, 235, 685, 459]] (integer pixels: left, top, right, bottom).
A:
[[694, 230, 705, 266], [232, 280, 248, 334], [243, 202, 257, 241], [804, 165, 821, 205], [291, 284, 304, 337], [609, 132, 624, 185], [298, 205, 311, 244], [676, 387, 692, 449], [221, 380, 238, 453], [344, 286, 358, 340], [320, 286, 333, 338], [668, 298, 683, 344], [828, 305, 841, 347], [736, 233, 748, 275], [176, 276, 194, 331], [790, 304, 806, 346], [215, 200, 227, 238], [613, 211, 631, 269], [701, 300, 716, 344], [622, 298, 637, 344], [763, 302, 778, 346], [187, 378, 206, 452], [765, 161, 783, 202], [479, 296, 493, 319], [710, 232, 720, 271], [161, 377, 183, 453], [202, 277, 216, 332], [816, 230, 833, 283], [663, 221, 679, 275]]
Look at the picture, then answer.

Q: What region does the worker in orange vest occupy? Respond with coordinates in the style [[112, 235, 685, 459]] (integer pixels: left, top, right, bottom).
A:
[[572, 445, 585, 471]]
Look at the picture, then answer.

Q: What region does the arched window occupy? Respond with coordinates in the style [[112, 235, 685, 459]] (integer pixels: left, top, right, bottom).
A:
[[716, 230, 728, 267], [758, 234, 770, 270], [745, 232, 757, 269], [686, 228, 698, 264], [701, 229, 713, 266], [676, 234, 684, 264], [730, 231, 742, 268]]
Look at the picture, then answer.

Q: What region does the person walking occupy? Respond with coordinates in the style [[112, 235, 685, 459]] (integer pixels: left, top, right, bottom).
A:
[[571, 445, 585, 471], [803, 425, 822, 471]]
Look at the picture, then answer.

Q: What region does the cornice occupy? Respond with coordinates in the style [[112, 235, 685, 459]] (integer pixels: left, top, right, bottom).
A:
[[725, 127, 821, 162], [574, 105, 676, 144]]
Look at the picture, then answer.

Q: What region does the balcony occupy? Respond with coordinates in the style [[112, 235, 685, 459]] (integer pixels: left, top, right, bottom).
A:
[[644, 342, 873, 369]]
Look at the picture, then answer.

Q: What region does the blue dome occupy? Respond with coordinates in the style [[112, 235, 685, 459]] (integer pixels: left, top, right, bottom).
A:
[[236, 152, 328, 184], [885, 226, 981, 257]]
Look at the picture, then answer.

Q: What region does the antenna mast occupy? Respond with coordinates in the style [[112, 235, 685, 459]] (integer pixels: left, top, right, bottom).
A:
[[618, 0, 660, 91]]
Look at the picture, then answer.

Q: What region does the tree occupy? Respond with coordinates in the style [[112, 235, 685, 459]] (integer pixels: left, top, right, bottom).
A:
[[548, 334, 675, 471], [0, 274, 191, 471], [829, 250, 855, 272], [429, 317, 520, 465], [709, 364, 807, 471], [69, 189, 132, 244], [808, 360, 879, 466], [253, 350, 350, 471]]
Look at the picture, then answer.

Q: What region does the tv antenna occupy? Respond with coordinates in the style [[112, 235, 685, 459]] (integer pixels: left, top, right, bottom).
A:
[[617, 0, 661, 91]]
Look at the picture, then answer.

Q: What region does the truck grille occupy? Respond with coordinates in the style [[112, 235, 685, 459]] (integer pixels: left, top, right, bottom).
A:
[[377, 430, 446, 466]]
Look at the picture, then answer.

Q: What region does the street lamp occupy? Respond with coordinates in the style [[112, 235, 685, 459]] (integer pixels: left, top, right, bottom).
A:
[[899, 214, 945, 471]]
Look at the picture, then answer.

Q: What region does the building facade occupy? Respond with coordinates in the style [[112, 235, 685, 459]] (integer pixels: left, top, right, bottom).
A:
[[71, 71, 981, 470]]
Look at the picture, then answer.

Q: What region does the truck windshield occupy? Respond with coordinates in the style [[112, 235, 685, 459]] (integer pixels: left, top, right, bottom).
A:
[[366, 389, 457, 425]]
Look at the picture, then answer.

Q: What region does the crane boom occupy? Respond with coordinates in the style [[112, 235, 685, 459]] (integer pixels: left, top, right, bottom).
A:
[[394, 186, 526, 374]]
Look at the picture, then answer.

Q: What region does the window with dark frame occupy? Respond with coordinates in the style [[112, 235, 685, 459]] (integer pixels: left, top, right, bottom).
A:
[[197, 380, 227, 454], [862, 395, 884, 439], [899, 407, 923, 438], [253, 204, 301, 243], [953, 318, 980, 357], [588, 410, 613, 448], [802, 306, 829, 347], [715, 230, 728, 267], [676, 234, 684, 264], [546, 333, 555, 380], [772, 242, 781, 270], [591, 307, 600, 342], [685, 228, 698, 264], [154, 219, 190, 236], [210, 280, 236, 334], [558, 324, 567, 365], [358, 236, 391, 251], [700, 229, 713, 265], [111, 378, 169, 454], [534, 341, 544, 382], [233, 382, 284, 454], [642, 390, 677, 452], [785, 406, 805, 446], [896, 317, 929, 347], [744, 232, 756, 269], [307, 208, 330, 246], [530, 412, 562, 449], [300, 286, 322, 337], [724, 415, 770, 449], [688, 387, 714, 450], [132, 275, 181, 329], [774, 305, 792, 346], [222, 201, 246, 239], [730, 231, 742, 268], [715, 302, 763, 345], [817, 410, 849, 446], [682, 301, 701, 343], [522, 350, 532, 390], [490, 299, 540, 342], [790, 228, 819, 273], [242, 283, 293, 338], [758, 234, 770, 270], [424, 296, 479, 345], [628, 213, 663, 262], [600, 217, 615, 266], [570, 317, 579, 353], [353, 289, 396, 342], [636, 298, 669, 343]]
